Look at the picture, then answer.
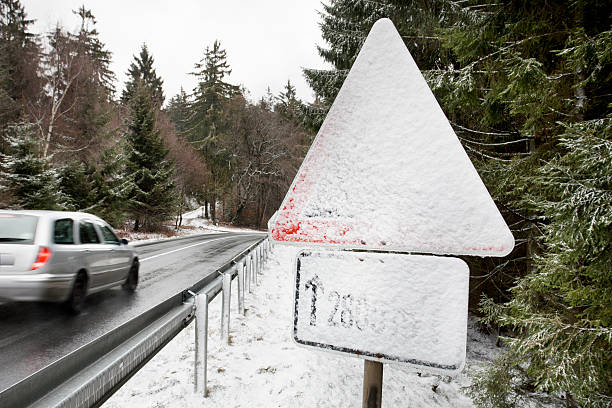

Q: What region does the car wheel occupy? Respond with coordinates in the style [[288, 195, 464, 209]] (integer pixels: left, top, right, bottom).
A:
[[123, 260, 139, 292], [66, 272, 87, 314]]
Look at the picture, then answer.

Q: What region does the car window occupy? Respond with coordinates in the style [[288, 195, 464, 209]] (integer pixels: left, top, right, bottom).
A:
[[99, 224, 120, 244], [54, 219, 74, 244], [79, 221, 100, 244], [0, 214, 38, 244]]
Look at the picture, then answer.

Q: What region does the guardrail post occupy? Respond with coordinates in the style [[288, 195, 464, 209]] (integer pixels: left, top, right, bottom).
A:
[[254, 249, 259, 286], [246, 255, 252, 294], [260, 244, 265, 267], [250, 254, 256, 289], [236, 263, 245, 316], [262, 242, 266, 263], [242, 262, 247, 294], [221, 272, 231, 343], [194, 293, 208, 397]]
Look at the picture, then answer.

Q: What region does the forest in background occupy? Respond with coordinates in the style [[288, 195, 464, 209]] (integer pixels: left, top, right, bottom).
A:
[[302, 1, 610, 407], [0, 0, 310, 231], [1, 0, 610, 407]]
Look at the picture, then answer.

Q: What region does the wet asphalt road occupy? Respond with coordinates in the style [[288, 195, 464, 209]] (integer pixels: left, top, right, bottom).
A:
[[0, 231, 264, 394]]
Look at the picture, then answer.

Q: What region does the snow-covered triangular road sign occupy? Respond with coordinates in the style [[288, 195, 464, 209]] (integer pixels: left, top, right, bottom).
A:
[[270, 18, 514, 257]]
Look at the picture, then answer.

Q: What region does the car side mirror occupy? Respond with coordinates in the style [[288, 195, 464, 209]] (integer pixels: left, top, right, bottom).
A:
[[120, 238, 129, 246]]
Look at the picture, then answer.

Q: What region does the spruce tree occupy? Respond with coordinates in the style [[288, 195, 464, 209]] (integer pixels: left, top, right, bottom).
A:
[[68, 6, 115, 156], [121, 44, 165, 107], [305, 1, 612, 406], [472, 121, 612, 408], [166, 87, 190, 135], [59, 146, 127, 227], [275, 80, 302, 124], [303, 0, 456, 127], [0, 0, 39, 127], [0, 47, 13, 131], [59, 160, 92, 210], [0, 122, 64, 209], [433, 1, 612, 406], [187, 40, 239, 222], [125, 82, 175, 231]]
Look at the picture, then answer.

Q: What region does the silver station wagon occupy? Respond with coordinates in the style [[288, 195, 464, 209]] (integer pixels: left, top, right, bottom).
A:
[[0, 210, 139, 313]]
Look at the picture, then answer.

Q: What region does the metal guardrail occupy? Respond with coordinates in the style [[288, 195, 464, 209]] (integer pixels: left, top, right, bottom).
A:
[[0, 236, 271, 408]]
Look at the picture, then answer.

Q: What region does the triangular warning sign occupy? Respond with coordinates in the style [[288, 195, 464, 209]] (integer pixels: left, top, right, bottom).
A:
[[270, 18, 514, 257]]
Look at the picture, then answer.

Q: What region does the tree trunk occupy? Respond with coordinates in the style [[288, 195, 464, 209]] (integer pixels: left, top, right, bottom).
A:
[[134, 217, 139, 232], [259, 193, 269, 229], [526, 137, 536, 273], [175, 196, 183, 230], [204, 199, 209, 219], [211, 195, 216, 224], [565, 392, 579, 408]]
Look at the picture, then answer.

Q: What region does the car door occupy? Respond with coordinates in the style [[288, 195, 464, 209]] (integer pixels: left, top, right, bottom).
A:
[[96, 222, 130, 284], [78, 220, 108, 289], [51, 217, 78, 277]]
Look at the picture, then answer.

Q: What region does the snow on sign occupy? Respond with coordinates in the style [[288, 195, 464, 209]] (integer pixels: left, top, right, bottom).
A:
[[293, 250, 469, 376], [270, 18, 514, 257]]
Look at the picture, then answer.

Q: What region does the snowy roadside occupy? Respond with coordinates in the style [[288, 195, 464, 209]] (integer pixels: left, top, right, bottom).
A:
[[102, 244, 504, 408], [115, 207, 265, 245]]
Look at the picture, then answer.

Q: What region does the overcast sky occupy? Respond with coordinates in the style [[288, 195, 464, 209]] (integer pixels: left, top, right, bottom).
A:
[[21, 0, 330, 105]]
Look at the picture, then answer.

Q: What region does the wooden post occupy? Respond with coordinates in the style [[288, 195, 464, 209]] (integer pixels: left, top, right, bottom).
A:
[[362, 360, 383, 408]]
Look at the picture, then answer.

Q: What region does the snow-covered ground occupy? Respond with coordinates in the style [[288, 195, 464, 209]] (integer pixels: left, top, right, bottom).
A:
[[116, 207, 264, 245], [103, 244, 503, 408]]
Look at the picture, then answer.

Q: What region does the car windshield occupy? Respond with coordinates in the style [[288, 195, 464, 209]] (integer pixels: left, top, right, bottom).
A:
[[0, 214, 38, 244]]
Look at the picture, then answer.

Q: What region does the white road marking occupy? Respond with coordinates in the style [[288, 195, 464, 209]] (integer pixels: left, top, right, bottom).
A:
[[140, 236, 231, 262]]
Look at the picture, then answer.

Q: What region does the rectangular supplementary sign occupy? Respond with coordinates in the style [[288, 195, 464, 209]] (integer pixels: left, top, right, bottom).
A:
[[293, 250, 469, 376]]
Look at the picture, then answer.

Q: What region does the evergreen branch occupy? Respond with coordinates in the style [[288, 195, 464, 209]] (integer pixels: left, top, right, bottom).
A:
[[458, 136, 530, 148], [467, 31, 570, 69], [463, 144, 514, 162], [450, 121, 517, 137]]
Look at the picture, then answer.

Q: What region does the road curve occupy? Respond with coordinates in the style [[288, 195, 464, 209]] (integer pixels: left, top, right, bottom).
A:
[[0, 231, 264, 394]]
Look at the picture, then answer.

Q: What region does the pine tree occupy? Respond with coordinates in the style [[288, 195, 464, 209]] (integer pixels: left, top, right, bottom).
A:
[[121, 44, 165, 107], [187, 40, 239, 222], [88, 145, 129, 227], [472, 120, 612, 408], [0, 46, 13, 131], [303, 0, 456, 127], [435, 1, 612, 406], [59, 160, 92, 210], [0, 0, 40, 138], [0, 0, 39, 117], [125, 82, 175, 231], [33, 10, 115, 161], [166, 87, 190, 135], [58, 145, 128, 227], [305, 1, 612, 405], [67, 6, 115, 158], [0, 122, 64, 209], [73, 6, 114, 95], [275, 79, 302, 124]]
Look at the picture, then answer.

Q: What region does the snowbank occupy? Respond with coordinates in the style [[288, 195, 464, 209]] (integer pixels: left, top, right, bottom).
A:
[[116, 206, 263, 245]]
